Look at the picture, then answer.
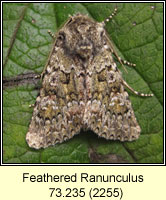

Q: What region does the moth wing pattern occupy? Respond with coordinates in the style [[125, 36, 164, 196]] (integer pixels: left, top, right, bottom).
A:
[[26, 12, 152, 149], [26, 42, 84, 149], [84, 48, 141, 141]]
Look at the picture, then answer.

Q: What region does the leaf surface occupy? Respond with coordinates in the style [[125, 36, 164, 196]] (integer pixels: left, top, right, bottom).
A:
[[3, 3, 163, 163]]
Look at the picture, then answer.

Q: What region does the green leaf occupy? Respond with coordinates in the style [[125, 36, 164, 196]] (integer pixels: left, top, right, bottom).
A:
[[3, 3, 163, 163]]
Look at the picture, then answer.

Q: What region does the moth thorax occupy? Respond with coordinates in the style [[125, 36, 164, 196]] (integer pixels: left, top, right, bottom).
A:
[[76, 39, 93, 59]]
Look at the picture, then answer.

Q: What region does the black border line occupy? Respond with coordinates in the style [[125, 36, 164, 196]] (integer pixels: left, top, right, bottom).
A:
[[1, 1, 165, 166]]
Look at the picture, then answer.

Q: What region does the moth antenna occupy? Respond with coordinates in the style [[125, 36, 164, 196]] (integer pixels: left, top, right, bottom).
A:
[[122, 79, 154, 97], [107, 36, 128, 73], [48, 30, 56, 39], [102, 7, 128, 73], [103, 7, 118, 25], [121, 62, 128, 74]]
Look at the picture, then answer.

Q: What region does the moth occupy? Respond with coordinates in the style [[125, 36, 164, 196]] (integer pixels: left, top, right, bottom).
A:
[[26, 8, 153, 149]]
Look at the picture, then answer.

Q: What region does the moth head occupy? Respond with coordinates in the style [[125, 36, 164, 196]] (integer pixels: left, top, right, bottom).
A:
[[56, 14, 106, 60]]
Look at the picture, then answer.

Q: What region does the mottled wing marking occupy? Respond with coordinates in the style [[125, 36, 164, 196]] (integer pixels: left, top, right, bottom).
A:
[[26, 12, 152, 149], [85, 48, 141, 141], [26, 49, 84, 149]]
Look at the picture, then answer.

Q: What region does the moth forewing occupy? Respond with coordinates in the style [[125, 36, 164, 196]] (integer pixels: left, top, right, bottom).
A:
[[26, 12, 153, 149]]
